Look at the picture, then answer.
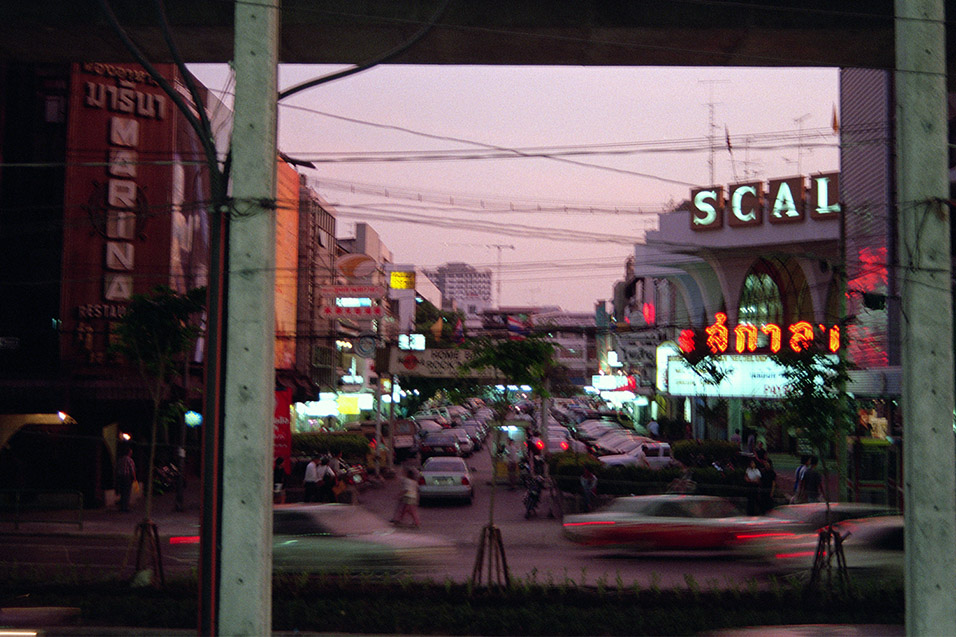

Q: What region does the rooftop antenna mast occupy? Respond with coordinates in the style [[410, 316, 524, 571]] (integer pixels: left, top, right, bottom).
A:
[[793, 112, 812, 174], [487, 244, 515, 307], [699, 79, 730, 184]]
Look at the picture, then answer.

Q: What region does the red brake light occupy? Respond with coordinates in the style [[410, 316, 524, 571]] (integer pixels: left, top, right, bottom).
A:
[[461, 476, 470, 486], [560, 441, 569, 451], [534, 439, 545, 451], [418, 476, 426, 485]]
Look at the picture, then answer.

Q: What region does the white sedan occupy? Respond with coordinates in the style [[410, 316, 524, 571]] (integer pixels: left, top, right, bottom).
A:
[[418, 456, 474, 504], [599, 442, 674, 470]]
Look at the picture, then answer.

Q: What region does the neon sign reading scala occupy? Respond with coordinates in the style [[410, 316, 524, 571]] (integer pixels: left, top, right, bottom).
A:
[[679, 313, 841, 357], [690, 173, 840, 231]]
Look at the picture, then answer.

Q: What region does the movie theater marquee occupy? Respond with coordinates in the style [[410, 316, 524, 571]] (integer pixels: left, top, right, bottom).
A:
[[690, 173, 840, 231]]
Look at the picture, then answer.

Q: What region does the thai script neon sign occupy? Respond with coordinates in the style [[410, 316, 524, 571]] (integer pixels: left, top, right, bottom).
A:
[[679, 313, 841, 357]]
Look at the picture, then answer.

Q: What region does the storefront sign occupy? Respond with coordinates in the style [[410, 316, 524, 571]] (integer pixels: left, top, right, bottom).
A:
[[319, 285, 385, 298], [274, 388, 292, 472], [388, 270, 416, 290], [389, 348, 495, 378], [665, 353, 837, 398], [691, 173, 839, 231], [679, 312, 841, 357], [321, 305, 383, 317]]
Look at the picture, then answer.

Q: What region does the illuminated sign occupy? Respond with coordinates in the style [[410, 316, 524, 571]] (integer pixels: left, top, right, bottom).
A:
[[679, 312, 841, 359], [591, 374, 636, 391], [321, 298, 384, 317], [691, 173, 839, 231], [665, 353, 837, 399], [319, 285, 385, 298], [389, 271, 416, 290], [389, 348, 496, 378], [398, 333, 426, 350]]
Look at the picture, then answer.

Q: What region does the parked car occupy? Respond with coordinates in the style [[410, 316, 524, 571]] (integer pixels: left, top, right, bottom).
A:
[[415, 419, 445, 435], [271, 504, 453, 573], [459, 423, 485, 450], [589, 431, 647, 455], [447, 427, 475, 456], [562, 494, 796, 550], [599, 442, 674, 470], [418, 456, 474, 504], [418, 432, 462, 459], [392, 419, 419, 462]]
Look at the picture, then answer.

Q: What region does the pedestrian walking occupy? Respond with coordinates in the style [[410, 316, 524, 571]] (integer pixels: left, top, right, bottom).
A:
[[790, 455, 810, 503], [758, 458, 777, 513], [800, 456, 823, 503], [316, 457, 337, 503], [744, 459, 762, 515], [391, 467, 421, 527], [115, 445, 136, 512], [579, 466, 598, 512], [303, 456, 321, 502], [505, 438, 520, 490]]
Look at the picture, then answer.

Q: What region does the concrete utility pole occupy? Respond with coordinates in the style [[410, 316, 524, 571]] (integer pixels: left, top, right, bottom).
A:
[[218, 1, 279, 635], [895, 1, 956, 634]]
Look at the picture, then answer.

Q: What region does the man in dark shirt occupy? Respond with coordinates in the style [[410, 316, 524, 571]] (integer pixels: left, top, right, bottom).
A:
[[801, 456, 824, 502]]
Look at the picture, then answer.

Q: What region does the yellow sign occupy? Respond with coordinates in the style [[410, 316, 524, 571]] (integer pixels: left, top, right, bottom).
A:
[[389, 271, 416, 290]]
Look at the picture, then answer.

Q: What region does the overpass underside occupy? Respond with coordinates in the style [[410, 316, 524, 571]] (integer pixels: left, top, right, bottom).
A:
[[0, 1, 935, 80]]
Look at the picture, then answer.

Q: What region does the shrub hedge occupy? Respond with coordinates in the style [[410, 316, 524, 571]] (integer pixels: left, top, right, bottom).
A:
[[671, 439, 742, 467], [291, 432, 369, 461], [1, 573, 904, 635], [548, 449, 749, 499]]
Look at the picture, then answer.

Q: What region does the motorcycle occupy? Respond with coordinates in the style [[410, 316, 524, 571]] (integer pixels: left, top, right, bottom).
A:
[[152, 462, 182, 494], [523, 473, 545, 519], [341, 463, 369, 490]]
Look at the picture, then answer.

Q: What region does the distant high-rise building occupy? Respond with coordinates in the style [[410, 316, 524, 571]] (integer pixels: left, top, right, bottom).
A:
[[424, 262, 493, 318]]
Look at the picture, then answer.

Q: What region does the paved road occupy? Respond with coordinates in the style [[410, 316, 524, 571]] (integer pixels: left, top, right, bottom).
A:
[[1, 447, 782, 589], [354, 449, 776, 588]]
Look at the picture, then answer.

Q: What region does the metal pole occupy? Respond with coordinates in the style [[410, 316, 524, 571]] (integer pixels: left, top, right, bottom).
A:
[[895, 1, 956, 633], [218, 1, 279, 634]]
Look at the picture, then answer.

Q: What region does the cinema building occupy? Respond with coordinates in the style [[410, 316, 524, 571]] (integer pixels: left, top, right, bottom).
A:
[[614, 70, 907, 506]]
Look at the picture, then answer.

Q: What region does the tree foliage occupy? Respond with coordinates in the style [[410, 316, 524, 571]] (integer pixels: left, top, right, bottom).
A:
[[111, 285, 205, 521], [770, 349, 854, 461], [462, 335, 558, 397]]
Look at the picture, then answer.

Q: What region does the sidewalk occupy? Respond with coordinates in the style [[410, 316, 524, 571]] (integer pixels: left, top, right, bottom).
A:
[[0, 481, 203, 541]]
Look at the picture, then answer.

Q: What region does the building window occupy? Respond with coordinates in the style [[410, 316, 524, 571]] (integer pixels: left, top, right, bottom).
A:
[[738, 272, 783, 326]]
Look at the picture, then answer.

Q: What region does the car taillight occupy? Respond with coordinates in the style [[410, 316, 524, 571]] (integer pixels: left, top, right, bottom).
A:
[[534, 439, 545, 451], [461, 476, 470, 485], [418, 476, 426, 485], [560, 441, 569, 451]]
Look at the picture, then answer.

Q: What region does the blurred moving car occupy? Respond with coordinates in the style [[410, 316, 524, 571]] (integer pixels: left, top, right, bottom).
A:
[[419, 432, 462, 459], [755, 515, 904, 578], [418, 456, 474, 504], [272, 504, 453, 572], [764, 502, 899, 531], [599, 442, 674, 470], [562, 494, 795, 550]]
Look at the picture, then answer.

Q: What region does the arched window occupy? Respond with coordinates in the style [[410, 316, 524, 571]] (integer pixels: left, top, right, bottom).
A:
[[738, 271, 783, 326]]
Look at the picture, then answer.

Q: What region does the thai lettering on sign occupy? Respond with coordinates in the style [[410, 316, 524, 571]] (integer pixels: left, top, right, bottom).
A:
[[679, 312, 841, 357]]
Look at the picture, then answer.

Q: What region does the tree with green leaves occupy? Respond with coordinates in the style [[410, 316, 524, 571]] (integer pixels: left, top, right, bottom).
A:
[[771, 345, 855, 590], [459, 334, 560, 588], [111, 285, 205, 584]]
